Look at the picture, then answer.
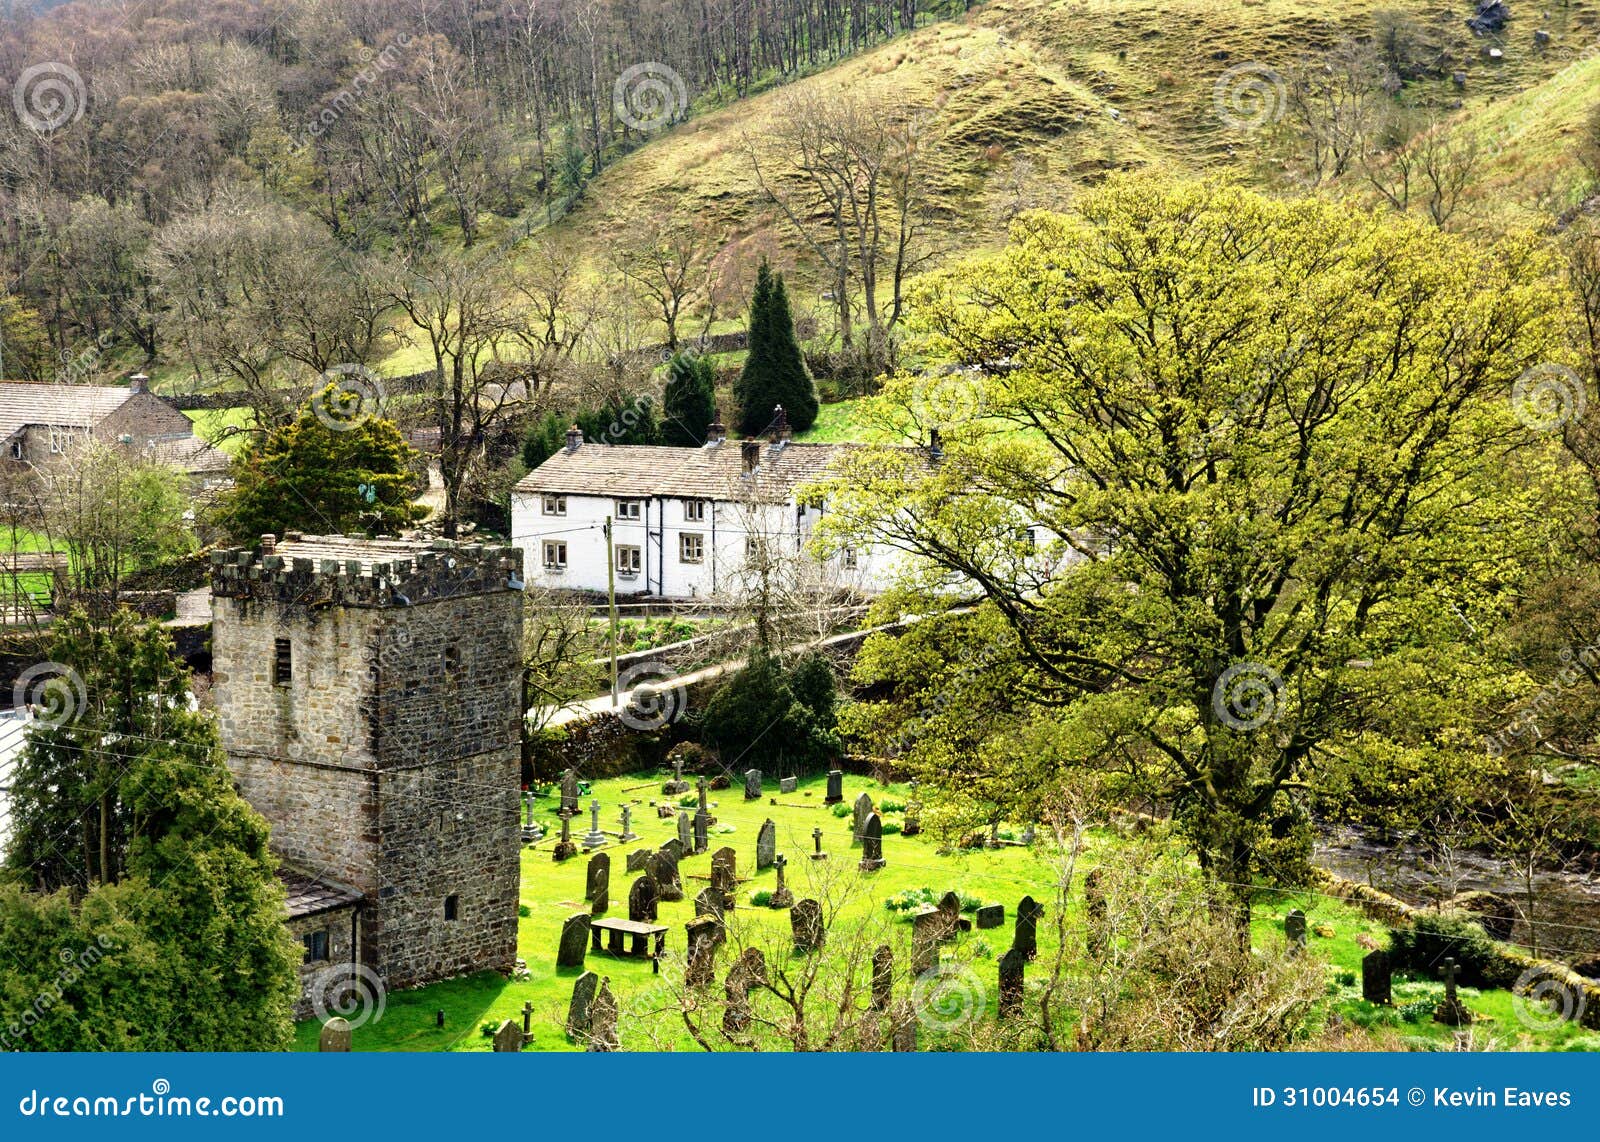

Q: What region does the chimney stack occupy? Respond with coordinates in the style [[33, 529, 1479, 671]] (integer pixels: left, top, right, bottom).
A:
[[706, 408, 725, 445], [740, 439, 761, 474], [260, 534, 276, 556], [128, 372, 149, 395], [565, 424, 583, 452]]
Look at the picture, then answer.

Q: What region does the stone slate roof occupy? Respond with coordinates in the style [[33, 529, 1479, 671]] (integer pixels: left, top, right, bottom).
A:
[[144, 434, 231, 475], [0, 382, 132, 439], [278, 867, 364, 918], [514, 440, 886, 504]]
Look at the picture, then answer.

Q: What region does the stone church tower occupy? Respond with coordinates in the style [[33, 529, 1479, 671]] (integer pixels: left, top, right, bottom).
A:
[[210, 534, 524, 992]]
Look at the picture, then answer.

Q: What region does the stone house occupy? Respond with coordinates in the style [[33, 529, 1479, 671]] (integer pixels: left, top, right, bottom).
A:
[[210, 534, 525, 1005]]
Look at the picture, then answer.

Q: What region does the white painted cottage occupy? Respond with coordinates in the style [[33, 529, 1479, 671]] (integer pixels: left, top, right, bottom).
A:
[[510, 412, 910, 600]]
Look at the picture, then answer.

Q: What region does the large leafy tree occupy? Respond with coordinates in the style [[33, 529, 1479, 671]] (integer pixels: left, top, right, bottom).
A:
[[216, 384, 426, 541], [735, 260, 818, 436], [1, 611, 300, 1049], [821, 177, 1582, 924]]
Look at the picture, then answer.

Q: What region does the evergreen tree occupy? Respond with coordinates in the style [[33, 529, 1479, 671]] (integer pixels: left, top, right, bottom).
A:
[[576, 395, 660, 447], [661, 352, 717, 446], [216, 383, 426, 541], [735, 260, 818, 436], [1, 610, 300, 1049], [522, 410, 570, 470]]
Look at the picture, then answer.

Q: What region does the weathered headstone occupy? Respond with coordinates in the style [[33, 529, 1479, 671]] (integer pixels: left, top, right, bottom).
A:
[[935, 891, 968, 937], [661, 836, 684, 863], [694, 886, 725, 919], [871, 944, 893, 1012], [677, 810, 693, 852], [811, 825, 828, 861], [650, 847, 683, 902], [585, 852, 610, 903], [551, 812, 576, 862], [975, 904, 1004, 929], [858, 811, 885, 872], [587, 978, 620, 1052], [492, 1018, 522, 1052], [318, 1017, 352, 1052], [663, 753, 690, 795], [1084, 867, 1107, 957], [756, 818, 777, 870], [618, 805, 638, 842], [911, 911, 941, 975], [769, 853, 794, 908], [581, 799, 607, 851], [692, 808, 709, 854], [780, 776, 798, 794], [998, 946, 1026, 1019], [825, 769, 844, 804], [1433, 956, 1473, 1026], [626, 847, 652, 873], [628, 874, 660, 923], [722, 947, 767, 1035], [521, 1000, 534, 1046], [1014, 895, 1043, 959], [792, 898, 824, 953], [1284, 909, 1307, 951], [710, 846, 737, 902], [566, 970, 599, 1037], [744, 768, 763, 800], [557, 913, 591, 967], [560, 768, 580, 817], [890, 1001, 917, 1052], [851, 792, 873, 846], [1362, 949, 1392, 1006], [685, 916, 725, 988], [591, 872, 609, 916]]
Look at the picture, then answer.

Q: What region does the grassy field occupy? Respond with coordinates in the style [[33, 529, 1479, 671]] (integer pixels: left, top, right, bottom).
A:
[[290, 768, 1596, 1052]]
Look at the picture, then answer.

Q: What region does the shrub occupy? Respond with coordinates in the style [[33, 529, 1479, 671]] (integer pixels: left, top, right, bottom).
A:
[[1387, 912, 1519, 989], [750, 889, 773, 907], [882, 821, 902, 835], [830, 803, 852, 818]]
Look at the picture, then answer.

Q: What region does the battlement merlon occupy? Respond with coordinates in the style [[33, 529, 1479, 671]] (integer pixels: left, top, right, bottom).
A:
[[209, 533, 526, 608]]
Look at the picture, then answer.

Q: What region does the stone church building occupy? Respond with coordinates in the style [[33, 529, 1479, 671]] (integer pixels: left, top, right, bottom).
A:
[[209, 534, 525, 1012]]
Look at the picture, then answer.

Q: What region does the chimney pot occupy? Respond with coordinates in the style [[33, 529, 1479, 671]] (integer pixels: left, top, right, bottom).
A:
[[128, 373, 149, 394], [707, 407, 725, 445], [741, 439, 760, 474], [565, 424, 583, 452], [260, 534, 276, 555]]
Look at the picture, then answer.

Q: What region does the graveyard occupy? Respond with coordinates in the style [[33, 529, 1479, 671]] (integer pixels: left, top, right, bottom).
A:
[[292, 769, 1599, 1053]]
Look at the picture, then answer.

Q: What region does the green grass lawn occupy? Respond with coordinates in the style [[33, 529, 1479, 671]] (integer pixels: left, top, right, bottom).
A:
[[292, 769, 1598, 1052]]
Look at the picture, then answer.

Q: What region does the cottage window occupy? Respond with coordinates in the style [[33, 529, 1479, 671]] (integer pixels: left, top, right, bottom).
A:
[[273, 638, 292, 686], [48, 428, 76, 455], [7, 440, 20, 460], [615, 499, 643, 521], [542, 541, 567, 570], [542, 495, 566, 516], [683, 499, 706, 523], [617, 545, 642, 576], [302, 929, 329, 963], [444, 894, 459, 921], [443, 642, 461, 672], [843, 547, 859, 569], [744, 537, 765, 562], [680, 533, 704, 564]]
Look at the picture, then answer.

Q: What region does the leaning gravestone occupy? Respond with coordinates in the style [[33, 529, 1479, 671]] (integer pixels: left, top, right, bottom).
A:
[[1284, 909, 1307, 951], [890, 1002, 917, 1052], [566, 971, 599, 1037], [626, 847, 652, 873], [851, 792, 873, 847], [710, 847, 738, 900], [975, 904, 1004, 929], [1362, 949, 1392, 1006], [792, 898, 825, 953], [744, 768, 763, 800], [318, 1017, 352, 1052], [557, 912, 591, 968], [756, 819, 777, 870], [588, 978, 620, 1052], [1014, 895, 1043, 959], [858, 811, 886, 872], [825, 769, 844, 804], [585, 852, 610, 903], [685, 916, 725, 988], [677, 811, 693, 852], [628, 874, 660, 923], [871, 945, 893, 1012], [911, 911, 941, 975], [695, 885, 725, 919], [492, 1019, 523, 1052], [998, 946, 1027, 1019], [650, 848, 683, 902]]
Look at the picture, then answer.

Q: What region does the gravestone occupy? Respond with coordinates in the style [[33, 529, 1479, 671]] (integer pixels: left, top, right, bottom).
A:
[[557, 912, 591, 967], [585, 852, 610, 903], [626, 848, 652, 873], [566, 971, 599, 1037], [756, 819, 777, 870], [677, 811, 693, 852], [685, 916, 725, 988], [697, 778, 710, 812], [650, 847, 683, 902], [792, 898, 824, 953], [710, 847, 738, 902], [935, 891, 969, 938], [695, 886, 725, 919], [591, 873, 609, 916], [890, 1002, 917, 1052], [851, 792, 873, 847], [744, 768, 763, 800], [1014, 895, 1043, 960], [318, 1017, 352, 1052], [911, 911, 941, 975], [1433, 957, 1473, 1026], [871, 945, 893, 1012], [825, 769, 844, 804], [628, 874, 660, 923], [618, 805, 637, 842], [521, 1000, 534, 1046], [975, 904, 1004, 929], [492, 1019, 522, 1052], [1362, 949, 1392, 1006], [560, 768, 580, 817], [551, 812, 576, 862], [811, 826, 828, 861], [1084, 868, 1107, 957], [902, 799, 921, 837], [722, 948, 767, 1035], [769, 853, 794, 909], [587, 978, 620, 1052], [692, 809, 710, 854], [1284, 909, 1307, 951], [663, 753, 690, 795], [998, 947, 1026, 1019], [661, 837, 684, 863], [1019, 824, 1036, 845], [858, 811, 886, 872], [780, 776, 798, 794], [581, 799, 607, 851]]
